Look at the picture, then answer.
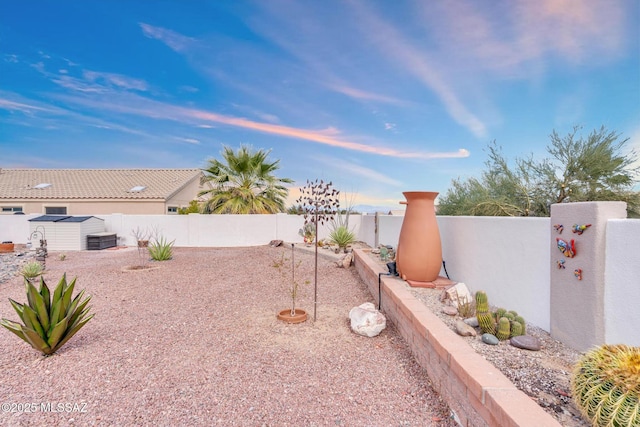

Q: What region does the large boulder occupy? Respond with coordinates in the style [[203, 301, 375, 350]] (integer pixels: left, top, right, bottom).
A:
[[348, 303, 386, 337]]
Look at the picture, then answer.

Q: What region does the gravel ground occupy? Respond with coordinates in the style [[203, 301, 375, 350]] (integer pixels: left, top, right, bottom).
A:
[[409, 286, 590, 427], [0, 247, 456, 427]]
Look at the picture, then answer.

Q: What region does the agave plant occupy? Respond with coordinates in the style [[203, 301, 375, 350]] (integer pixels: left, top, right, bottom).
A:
[[20, 261, 44, 282], [328, 225, 356, 252], [1, 275, 94, 355], [148, 236, 175, 261]]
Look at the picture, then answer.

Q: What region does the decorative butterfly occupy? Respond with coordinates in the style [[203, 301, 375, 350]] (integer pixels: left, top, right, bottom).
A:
[[556, 238, 576, 258]]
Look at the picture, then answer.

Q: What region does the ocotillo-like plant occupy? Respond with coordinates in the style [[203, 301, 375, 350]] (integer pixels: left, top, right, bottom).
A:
[[296, 179, 340, 321]]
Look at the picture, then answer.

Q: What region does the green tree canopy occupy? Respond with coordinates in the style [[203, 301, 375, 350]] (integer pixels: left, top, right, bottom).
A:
[[199, 145, 293, 214], [438, 126, 640, 217]]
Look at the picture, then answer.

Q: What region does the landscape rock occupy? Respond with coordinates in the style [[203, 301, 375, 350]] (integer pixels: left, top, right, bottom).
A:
[[348, 303, 386, 337], [482, 333, 499, 345], [441, 306, 458, 316], [268, 240, 283, 247], [510, 335, 542, 351], [464, 317, 479, 328], [336, 253, 353, 268], [444, 282, 472, 308], [455, 320, 477, 337]]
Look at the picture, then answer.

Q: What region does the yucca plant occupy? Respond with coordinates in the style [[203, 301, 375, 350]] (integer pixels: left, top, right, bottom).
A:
[[328, 225, 356, 252], [572, 344, 640, 427], [148, 236, 174, 261], [1, 275, 94, 355]]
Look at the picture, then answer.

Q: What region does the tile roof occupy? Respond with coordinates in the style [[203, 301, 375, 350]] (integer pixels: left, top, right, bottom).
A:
[[0, 169, 203, 200]]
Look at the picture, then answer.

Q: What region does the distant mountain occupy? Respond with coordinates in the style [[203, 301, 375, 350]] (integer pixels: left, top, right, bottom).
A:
[[353, 205, 406, 215]]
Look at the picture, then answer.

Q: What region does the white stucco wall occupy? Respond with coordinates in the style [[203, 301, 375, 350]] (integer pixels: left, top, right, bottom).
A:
[[438, 216, 551, 331], [604, 219, 640, 346], [3, 212, 638, 343]]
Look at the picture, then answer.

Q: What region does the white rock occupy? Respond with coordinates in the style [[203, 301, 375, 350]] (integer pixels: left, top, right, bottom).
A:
[[444, 282, 472, 309], [336, 252, 353, 268], [348, 303, 386, 337]]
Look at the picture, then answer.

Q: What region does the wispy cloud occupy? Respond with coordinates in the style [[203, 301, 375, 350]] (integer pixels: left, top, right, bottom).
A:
[[416, 1, 628, 78], [231, 103, 281, 124], [327, 84, 407, 106], [139, 23, 196, 53], [317, 157, 403, 186], [53, 92, 470, 160], [187, 108, 469, 159], [173, 137, 200, 145], [0, 98, 57, 114], [83, 70, 148, 91], [350, 3, 487, 138]]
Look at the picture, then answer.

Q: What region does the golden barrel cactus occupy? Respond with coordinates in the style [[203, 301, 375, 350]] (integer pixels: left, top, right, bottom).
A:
[[572, 344, 640, 427]]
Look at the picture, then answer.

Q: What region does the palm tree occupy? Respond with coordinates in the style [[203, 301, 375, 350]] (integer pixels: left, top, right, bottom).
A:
[[199, 145, 293, 214]]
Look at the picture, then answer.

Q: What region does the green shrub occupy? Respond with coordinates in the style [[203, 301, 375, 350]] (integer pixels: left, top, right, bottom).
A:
[[1, 275, 94, 355], [572, 344, 640, 427], [148, 236, 174, 261]]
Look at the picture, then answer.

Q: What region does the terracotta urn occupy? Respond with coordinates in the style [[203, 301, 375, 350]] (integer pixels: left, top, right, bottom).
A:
[[396, 191, 442, 283], [277, 308, 308, 324]]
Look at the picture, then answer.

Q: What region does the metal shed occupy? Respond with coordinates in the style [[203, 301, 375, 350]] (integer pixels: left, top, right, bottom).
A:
[[29, 215, 106, 251]]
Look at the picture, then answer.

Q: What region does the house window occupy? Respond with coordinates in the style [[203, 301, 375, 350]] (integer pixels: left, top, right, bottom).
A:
[[1, 206, 23, 213], [45, 206, 67, 214], [167, 206, 178, 214]]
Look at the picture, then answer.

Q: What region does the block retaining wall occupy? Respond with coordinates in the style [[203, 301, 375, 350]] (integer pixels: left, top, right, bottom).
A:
[[354, 249, 561, 427]]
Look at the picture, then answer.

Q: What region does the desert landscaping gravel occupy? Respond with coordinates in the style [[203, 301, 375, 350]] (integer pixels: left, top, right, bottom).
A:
[[0, 247, 456, 427]]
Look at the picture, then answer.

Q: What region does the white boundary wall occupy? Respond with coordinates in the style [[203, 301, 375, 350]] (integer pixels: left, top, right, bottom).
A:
[[1, 213, 637, 344], [604, 219, 640, 346]]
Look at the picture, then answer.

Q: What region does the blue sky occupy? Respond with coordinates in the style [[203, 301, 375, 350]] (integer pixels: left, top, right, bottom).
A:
[[1, 1, 639, 211]]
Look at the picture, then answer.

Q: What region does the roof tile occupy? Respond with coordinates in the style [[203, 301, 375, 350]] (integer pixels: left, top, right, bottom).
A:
[[0, 169, 203, 200]]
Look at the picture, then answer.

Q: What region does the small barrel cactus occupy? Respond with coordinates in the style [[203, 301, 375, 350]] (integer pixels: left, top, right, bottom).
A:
[[514, 316, 526, 335], [478, 312, 496, 335], [504, 312, 515, 321], [572, 344, 640, 427], [495, 317, 511, 341], [494, 307, 506, 321], [475, 291, 489, 313], [508, 310, 518, 317], [510, 321, 523, 337]]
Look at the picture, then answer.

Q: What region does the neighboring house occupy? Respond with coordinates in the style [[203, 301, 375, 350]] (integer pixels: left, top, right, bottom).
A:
[[0, 168, 211, 215]]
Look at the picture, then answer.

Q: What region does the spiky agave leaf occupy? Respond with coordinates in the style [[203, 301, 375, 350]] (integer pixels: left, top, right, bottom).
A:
[[26, 281, 49, 332], [51, 312, 94, 354], [39, 277, 51, 312], [0, 319, 27, 341], [0, 274, 93, 355]]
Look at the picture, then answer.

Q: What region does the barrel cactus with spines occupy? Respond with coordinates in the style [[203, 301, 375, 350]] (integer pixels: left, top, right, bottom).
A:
[[475, 291, 489, 313], [514, 316, 526, 335], [478, 312, 496, 335], [494, 308, 506, 321], [475, 291, 495, 334], [572, 344, 640, 427], [504, 312, 515, 321], [496, 317, 511, 340], [510, 321, 523, 337], [508, 310, 518, 317]]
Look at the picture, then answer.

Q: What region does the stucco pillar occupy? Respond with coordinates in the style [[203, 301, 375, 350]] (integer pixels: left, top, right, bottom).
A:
[[549, 201, 626, 351]]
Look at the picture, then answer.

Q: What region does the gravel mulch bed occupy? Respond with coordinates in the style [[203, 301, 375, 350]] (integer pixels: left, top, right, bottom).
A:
[[0, 247, 456, 427], [410, 286, 590, 427]]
